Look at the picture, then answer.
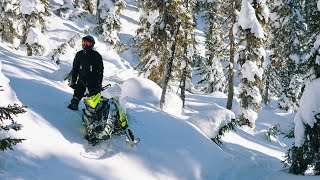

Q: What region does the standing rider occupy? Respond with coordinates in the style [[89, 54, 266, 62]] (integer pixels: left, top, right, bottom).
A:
[[68, 35, 104, 110]]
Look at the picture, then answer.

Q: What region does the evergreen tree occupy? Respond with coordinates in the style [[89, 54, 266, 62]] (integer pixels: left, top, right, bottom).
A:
[[0, 0, 23, 49], [0, 103, 26, 151], [135, 0, 193, 89], [0, 0, 49, 55], [178, 0, 196, 107], [224, 0, 241, 110], [96, 0, 126, 51], [283, 3, 320, 174], [238, 0, 269, 128], [196, 1, 226, 94], [74, 0, 97, 15], [302, 0, 320, 75], [268, 0, 306, 112], [283, 81, 320, 175], [160, 22, 181, 109]]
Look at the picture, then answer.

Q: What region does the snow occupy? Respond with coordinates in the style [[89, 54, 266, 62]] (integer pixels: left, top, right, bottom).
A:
[[289, 54, 300, 63], [20, 0, 45, 15], [25, 27, 47, 49], [239, 0, 265, 39], [0, 0, 318, 179], [121, 77, 182, 116], [187, 103, 235, 139], [294, 78, 320, 147], [241, 60, 263, 82], [318, 0, 320, 11]]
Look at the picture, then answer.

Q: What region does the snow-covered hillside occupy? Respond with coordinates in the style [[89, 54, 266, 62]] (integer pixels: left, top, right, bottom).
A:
[[0, 0, 319, 180]]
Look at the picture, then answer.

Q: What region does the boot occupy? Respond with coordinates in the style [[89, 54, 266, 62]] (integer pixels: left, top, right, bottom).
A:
[[68, 97, 80, 110]]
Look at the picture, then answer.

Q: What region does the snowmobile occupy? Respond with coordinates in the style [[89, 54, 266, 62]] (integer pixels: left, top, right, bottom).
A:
[[81, 84, 138, 146]]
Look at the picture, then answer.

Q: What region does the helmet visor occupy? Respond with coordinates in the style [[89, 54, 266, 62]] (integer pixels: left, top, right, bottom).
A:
[[82, 40, 93, 47]]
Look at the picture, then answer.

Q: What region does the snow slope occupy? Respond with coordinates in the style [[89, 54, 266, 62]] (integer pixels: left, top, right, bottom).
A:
[[1, 0, 320, 179]]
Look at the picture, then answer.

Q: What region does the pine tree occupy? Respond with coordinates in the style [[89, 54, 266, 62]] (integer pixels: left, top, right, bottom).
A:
[[178, 0, 196, 107], [135, 0, 174, 87], [196, 1, 226, 94], [0, 0, 49, 55], [238, 0, 269, 128], [269, 0, 306, 112], [282, 2, 320, 175], [23, 0, 49, 56], [136, 0, 192, 88], [284, 89, 320, 175], [160, 22, 181, 110], [0, 0, 23, 49], [225, 0, 241, 110], [303, 0, 320, 74], [0, 85, 26, 151], [74, 0, 96, 15], [96, 0, 126, 51]]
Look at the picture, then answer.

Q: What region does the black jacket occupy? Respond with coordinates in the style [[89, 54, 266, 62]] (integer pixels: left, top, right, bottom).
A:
[[71, 49, 103, 88]]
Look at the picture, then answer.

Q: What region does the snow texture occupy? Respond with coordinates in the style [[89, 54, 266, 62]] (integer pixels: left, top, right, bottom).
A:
[[187, 103, 235, 139], [121, 77, 182, 116], [20, 0, 45, 15], [241, 60, 263, 82], [239, 0, 265, 39], [26, 27, 47, 48], [294, 78, 320, 147]]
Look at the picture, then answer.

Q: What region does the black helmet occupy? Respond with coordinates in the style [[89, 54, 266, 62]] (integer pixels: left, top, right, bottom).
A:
[[82, 35, 95, 51]]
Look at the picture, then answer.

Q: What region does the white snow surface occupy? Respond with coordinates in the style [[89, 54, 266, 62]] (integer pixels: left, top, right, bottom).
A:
[[0, 0, 319, 179], [20, 0, 45, 15], [187, 103, 235, 139], [239, 0, 265, 39], [294, 78, 320, 147], [26, 27, 48, 49], [241, 60, 263, 82]]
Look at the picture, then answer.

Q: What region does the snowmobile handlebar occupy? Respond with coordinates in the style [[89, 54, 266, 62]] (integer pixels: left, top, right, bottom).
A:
[[84, 84, 112, 97], [101, 84, 112, 91]]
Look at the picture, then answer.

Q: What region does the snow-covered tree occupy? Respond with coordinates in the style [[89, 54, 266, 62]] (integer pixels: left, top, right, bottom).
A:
[[302, 0, 320, 75], [23, 0, 50, 56], [74, 0, 97, 15], [96, 0, 126, 50], [237, 0, 269, 128], [283, 78, 320, 175], [0, 0, 23, 49], [136, 0, 194, 88], [0, 103, 26, 151], [268, 0, 306, 111], [178, 0, 196, 107], [135, 0, 170, 86], [0, 60, 26, 151], [283, 3, 320, 175], [224, 0, 242, 110], [196, 1, 226, 94], [0, 0, 49, 55]]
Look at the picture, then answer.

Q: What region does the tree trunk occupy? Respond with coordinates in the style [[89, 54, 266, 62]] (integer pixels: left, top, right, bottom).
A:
[[180, 0, 189, 107], [180, 67, 187, 107], [263, 71, 269, 105], [160, 22, 181, 110], [226, 1, 236, 110]]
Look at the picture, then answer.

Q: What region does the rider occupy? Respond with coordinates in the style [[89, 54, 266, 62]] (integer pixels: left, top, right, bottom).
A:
[[68, 35, 104, 110]]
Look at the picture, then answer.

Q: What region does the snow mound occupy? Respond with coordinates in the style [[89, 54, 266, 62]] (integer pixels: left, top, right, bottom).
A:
[[121, 77, 182, 116], [187, 103, 235, 139], [0, 60, 19, 106]]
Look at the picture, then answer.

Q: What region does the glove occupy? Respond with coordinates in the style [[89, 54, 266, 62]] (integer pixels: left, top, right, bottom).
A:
[[69, 81, 77, 89]]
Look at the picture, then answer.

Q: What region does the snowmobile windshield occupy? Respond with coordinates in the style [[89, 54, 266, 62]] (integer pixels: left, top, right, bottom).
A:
[[85, 93, 102, 108]]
